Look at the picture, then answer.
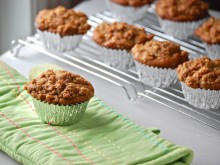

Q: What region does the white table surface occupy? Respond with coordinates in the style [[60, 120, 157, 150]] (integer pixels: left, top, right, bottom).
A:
[[1, 0, 220, 165]]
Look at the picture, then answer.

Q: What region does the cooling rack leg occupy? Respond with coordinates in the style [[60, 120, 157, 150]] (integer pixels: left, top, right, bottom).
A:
[[11, 39, 24, 57]]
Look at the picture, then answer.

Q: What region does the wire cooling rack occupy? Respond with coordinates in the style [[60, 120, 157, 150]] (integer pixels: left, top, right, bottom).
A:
[[10, 9, 220, 131]]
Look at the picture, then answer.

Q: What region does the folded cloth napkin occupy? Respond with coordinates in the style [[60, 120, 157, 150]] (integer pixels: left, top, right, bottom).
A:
[[0, 61, 193, 165]]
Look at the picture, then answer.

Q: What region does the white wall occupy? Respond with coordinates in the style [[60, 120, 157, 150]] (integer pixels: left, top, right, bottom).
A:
[[0, 0, 32, 54]]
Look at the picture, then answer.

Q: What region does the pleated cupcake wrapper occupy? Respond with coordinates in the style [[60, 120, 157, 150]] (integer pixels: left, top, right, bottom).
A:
[[105, 0, 150, 24], [134, 61, 177, 88], [158, 17, 208, 40], [95, 42, 134, 69], [37, 29, 82, 52], [32, 97, 89, 126], [181, 82, 220, 110], [204, 43, 220, 59]]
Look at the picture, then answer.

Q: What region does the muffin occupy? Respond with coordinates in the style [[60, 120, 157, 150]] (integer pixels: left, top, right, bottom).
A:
[[24, 70, 94, 125], [106, 0, 154, 23], [177, 57, 220, 110], [93, 22, 154, 69], [131, 40, 189, 88], [156, 0, 209, 39], [195, 17, 220, 59], [35, 6, 91, 51]]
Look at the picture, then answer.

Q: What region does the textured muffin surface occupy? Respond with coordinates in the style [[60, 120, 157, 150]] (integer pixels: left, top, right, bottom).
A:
[[112, 0, 154, 7], [131, 40, 188, 69], [35, 6, 91, 36], [24, 70, 94, 105], [195, 17, 220, 44], [93, 22, 154, 50], [156, 0, 208, 22], [177, 57, 220, 90]]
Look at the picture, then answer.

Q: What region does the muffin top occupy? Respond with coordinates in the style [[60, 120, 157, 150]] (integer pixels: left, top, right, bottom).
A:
[[24, 70, 94, 105], [131, 40, 189, 69], [93, 22, 154, 50], [177, 57, 220, 90], [35, 6, 91, 36], [112, 0, 154, 7], [155, 0, 209, 22], [195, 17, 220, 44]]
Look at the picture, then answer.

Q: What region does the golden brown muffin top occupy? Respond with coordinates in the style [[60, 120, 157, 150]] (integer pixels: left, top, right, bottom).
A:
[[35, 6, 91, 36], [24, 70, 94, 105], [131, 40, 189, 69], [195, 17, 220, 44], [93, 22, 154, 50], [177, 57, 220, 90], [112, 0, 154, 7], [156, 0, 208, 22]]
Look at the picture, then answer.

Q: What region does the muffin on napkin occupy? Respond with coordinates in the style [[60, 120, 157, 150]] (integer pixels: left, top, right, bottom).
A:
[[93, 22, 154, 69], [195, 17, 220, 59], [156, 0, 209, 39], [132, 40, 189, 88], [177, 57, 220, 110], [24, 70, 94, 125], [35, 6, 91, 51], [106, 0, 154, 23]]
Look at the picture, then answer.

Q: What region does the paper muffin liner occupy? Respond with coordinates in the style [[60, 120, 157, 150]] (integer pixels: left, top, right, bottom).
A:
[[95, 43, 134, 69], [181, 82, 220, 110], [32, 97, 89, 126], [158, 17, 207, 40], [134, 61, 177, 88], [37, 29, 82, 52], [105, 0, 150, 24], [204, 43, 220, 59]]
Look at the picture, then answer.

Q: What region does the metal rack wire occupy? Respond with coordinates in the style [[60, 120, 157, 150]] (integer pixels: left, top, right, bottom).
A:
[[11, 10, 220, 131]]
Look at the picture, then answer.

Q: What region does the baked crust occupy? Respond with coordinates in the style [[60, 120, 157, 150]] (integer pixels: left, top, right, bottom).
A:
[[93, 22, 154, 50], [195, 17, 220, 44], [112, 0, 154, 7], [24, 70, 94, 105], [131, 40, 189, 69], [177, 57, 220, 90], [35, 6, 91, 36], [155, 0, 208, 22]]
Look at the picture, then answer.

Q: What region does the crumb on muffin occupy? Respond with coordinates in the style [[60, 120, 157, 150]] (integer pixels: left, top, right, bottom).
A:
[[24, 70, 94, 105], [177, 57, 220, 90], [195, 17, 220, 44], [93, 22, 154, 50], [155, 0, 209, 22], [35, 6, 91, 36], [131, 40, 189, 69], [112, 0, 154, 7]]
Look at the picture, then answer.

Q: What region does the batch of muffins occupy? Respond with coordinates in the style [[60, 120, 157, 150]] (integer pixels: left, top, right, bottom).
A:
[[25, 0, 220, 125]]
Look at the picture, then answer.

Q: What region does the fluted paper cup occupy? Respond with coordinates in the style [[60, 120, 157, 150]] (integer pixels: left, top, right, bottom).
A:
[[134, 61, 177, 88], [181, 82, 220, 110], [106, 0, 150, 24], [37, 29, 82, 52], [32, 97, 89, 126], [158, 17, 208, 40], [95, 43, 134, 69], [204, 43, 220, 59]]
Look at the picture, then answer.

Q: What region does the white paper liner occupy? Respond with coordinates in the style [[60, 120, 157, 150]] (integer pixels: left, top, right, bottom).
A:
[[95, 43, 134, 69], [37, 29, 82, 52], [158, 17, 208, 40], [106, 0, 150, 23], [204, 43, 220, 59], [134, 61, 177, 88], [181, 82, 220, 110]]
